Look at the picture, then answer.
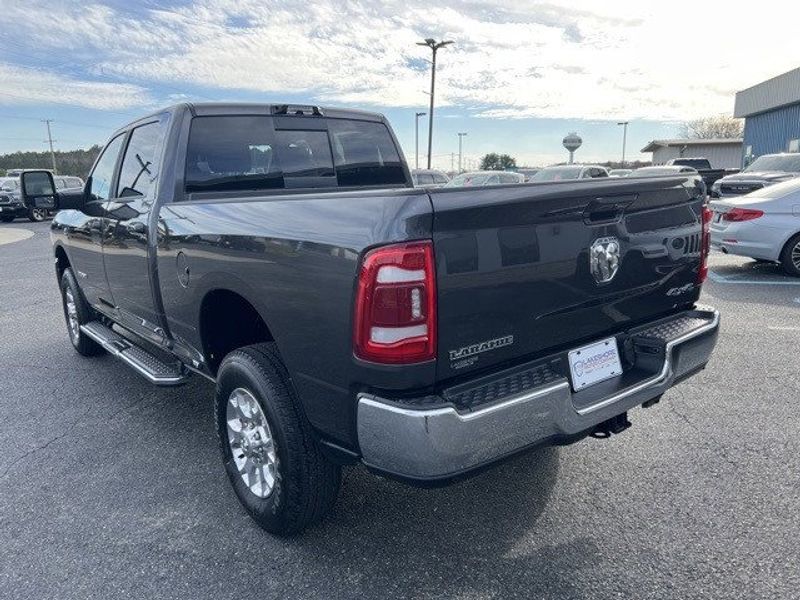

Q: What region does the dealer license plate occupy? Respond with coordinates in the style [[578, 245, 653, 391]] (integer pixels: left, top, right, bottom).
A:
[[567, 337, 622, 391]]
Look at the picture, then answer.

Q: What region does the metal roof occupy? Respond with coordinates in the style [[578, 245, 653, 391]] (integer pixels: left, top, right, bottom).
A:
[[640, 138, 743, 152], [734, 67, 800, 118]]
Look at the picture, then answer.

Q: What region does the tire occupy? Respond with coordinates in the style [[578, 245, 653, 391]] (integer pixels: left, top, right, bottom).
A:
[[780, 233, 800, 277], [0, 215, 14, 223], [28, 207, 47, 222], [60, 268, 104, 356], [215, 343, 341, 535]]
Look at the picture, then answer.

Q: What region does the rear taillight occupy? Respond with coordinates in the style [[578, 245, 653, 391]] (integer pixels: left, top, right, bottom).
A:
[[698, 205, 712, 284], [722, 207, 764, 222], [354, 241, 436, 364]]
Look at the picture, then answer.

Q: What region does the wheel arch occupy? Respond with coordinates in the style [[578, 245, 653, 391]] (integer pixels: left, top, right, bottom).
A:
[[198, 286, 276, 374], [54, 244, 71, 279]]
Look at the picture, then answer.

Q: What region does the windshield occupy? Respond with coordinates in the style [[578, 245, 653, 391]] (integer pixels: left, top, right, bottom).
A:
[[744, 154, 800, 173], [530, 166, 583, 181], [445, 173, 493, 187]]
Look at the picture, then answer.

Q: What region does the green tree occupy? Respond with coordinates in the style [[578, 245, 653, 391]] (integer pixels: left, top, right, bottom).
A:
[[0, 145, 102, 178], [479, 153, 517, 170]]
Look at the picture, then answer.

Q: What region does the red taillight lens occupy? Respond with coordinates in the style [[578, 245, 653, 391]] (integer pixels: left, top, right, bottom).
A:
[[698, 205, 712, 284], [354, 241, 436, 364], [722, 207, 764, 222]]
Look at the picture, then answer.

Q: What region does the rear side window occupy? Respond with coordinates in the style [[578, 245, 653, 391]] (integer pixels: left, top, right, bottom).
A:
[[117, 121, 163, 198], [184, 115, 405, 194]]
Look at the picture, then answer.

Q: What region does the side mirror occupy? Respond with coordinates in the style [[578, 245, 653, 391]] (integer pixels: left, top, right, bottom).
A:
[[20, 170, 58, 211]]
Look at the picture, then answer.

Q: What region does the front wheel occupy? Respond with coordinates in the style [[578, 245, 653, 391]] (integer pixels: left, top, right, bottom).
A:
[[780, 233, 800, 277], [28, 207, 47, 222], [215, 343, 341, 536], [60, 269, 103, 356]]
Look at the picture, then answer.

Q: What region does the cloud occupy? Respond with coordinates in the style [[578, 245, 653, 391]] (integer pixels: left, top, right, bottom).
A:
[[0, 63, 153, 111], [0, 0, 798, 122]]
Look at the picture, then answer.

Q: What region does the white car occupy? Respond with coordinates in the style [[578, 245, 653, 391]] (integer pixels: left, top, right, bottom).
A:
[[710, 178, 800, 276], [444, 170, 525, 187], [529, 165, 609, 181]]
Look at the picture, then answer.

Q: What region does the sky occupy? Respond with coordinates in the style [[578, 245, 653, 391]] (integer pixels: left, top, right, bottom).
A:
[[0, 0, 797, 170]]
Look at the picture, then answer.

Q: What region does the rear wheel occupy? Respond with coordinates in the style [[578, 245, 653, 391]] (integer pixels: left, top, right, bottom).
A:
[[28, 207, 47, 222], [60, 269, 103, 356], [780, 233, 800, 277], [215, 343, 341, 536]]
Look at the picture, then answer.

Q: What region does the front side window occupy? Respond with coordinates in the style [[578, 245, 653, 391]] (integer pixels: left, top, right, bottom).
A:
[[117, 122, 162, 198], [89, 134, 125, 202]]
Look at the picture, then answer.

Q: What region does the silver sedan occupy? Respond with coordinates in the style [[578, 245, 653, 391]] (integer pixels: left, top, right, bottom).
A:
[[710, 177, 800, 276]]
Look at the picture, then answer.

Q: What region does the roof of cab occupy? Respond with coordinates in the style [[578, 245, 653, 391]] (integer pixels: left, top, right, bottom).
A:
[[109, 102, 387, 137]]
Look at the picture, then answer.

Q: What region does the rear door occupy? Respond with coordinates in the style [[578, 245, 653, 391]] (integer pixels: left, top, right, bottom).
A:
[[429, 177, 705, 380], [104, 118, 169, 343]]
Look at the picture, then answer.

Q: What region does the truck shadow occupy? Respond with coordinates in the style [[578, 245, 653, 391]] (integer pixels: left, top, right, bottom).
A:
[[291, 447, 597, 597]]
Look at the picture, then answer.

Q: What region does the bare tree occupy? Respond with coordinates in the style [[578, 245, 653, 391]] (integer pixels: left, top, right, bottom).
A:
[[681, 115, 743, 139]]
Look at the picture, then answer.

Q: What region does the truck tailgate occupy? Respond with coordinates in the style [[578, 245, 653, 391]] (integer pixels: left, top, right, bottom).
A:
[[429, 177, 706, 381]]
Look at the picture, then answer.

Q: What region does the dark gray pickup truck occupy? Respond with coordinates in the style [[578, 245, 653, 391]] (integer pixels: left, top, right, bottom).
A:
[[20, 103, 720, 535]]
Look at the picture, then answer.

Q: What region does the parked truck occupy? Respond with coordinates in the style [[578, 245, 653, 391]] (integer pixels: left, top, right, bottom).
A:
[[664, 157, 738, 193], [21, 103, 720, 535]]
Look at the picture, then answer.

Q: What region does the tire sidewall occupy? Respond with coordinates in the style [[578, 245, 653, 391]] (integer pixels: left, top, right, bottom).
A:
[[59, 268, 101, 355], [216, 354, 293, 528], [60, 270, 82, 350]]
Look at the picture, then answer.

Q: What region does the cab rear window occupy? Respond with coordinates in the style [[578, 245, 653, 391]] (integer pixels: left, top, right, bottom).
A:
[[184, 115, 406, 194]]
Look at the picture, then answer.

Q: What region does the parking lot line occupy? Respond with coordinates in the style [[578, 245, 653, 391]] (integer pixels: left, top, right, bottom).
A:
[[708, 270, 800, 286]]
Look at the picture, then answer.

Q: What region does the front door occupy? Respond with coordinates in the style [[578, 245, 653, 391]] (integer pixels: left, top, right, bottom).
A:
[[103, 118, 168, 344], [67, 133, 126, 308]]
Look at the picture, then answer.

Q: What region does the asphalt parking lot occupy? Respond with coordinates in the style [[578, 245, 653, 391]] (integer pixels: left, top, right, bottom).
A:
[[1, 220, 798, 600]]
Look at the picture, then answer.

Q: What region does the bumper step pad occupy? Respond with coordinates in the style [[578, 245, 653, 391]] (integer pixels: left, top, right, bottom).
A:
[[81, 321, 188, 386]]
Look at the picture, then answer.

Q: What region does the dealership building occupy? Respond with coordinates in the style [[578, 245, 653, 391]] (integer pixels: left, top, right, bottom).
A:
[[641, 138, 743, 168], [734, 66, 800, 163]]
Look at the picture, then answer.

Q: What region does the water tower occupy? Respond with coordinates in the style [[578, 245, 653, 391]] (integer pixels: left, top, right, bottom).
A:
[[562, 132, 582, 164]]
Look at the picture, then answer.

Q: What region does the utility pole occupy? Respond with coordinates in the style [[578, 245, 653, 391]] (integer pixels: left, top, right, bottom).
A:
[[457, 132, 467, 173], [617, 121, 629, 167], [417, 38, 454, 169], [414, 112, 426, 170], [42, 119, 57, 175]]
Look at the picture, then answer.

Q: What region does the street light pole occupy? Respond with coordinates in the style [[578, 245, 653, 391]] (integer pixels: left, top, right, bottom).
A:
[[417, 38, 453, 170], [457, 132, 467, 173], [617, 121, 629, 167], [414, 112, 426, 170]]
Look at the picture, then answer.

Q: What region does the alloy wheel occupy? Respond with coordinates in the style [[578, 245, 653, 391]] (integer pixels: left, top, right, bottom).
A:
[[226, 387, 278, 498], [792, 241, 800, 271], [64, 288, 80, 344]]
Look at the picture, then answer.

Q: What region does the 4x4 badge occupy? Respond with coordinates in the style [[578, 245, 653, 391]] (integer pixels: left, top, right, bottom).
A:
[[590, 237, 620, 283]]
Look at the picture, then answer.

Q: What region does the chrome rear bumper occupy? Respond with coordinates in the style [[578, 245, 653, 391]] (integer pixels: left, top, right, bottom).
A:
[[357, 307, 720, 481]]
